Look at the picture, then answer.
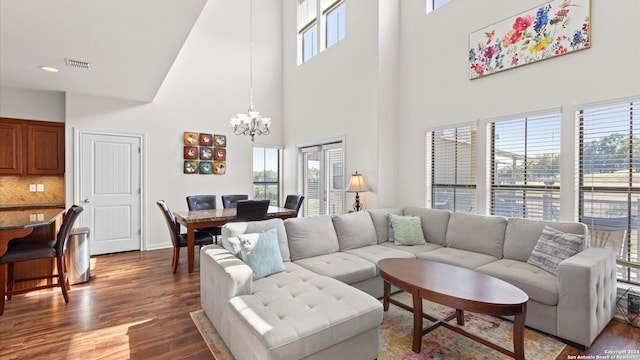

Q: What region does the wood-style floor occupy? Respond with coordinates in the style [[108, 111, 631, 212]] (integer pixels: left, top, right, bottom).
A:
[[0, 248, 639, 359]]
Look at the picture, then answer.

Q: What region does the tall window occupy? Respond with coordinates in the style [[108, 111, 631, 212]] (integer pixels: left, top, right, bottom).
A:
[[298, 0, 345, 64], [325, 2, 345, 48], [427, 0, 452, 13], [427, 125, 477, 213], [300, 141, 344, 216], [578, 99, 640, 285], [253, 146, 281, 206], [489, 112, 561, 221]]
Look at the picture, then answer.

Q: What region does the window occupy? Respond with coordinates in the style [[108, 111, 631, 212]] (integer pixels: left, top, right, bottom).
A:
[[427, 125, 477, 213], [427, 0, 452, 13], [298, 0, 345, 63], [578, 99, 640, 285], [300, 141, 344, 216], [253, 146, 281, 206], [325, 2, 345, 48], [489, 112, 561, 221]]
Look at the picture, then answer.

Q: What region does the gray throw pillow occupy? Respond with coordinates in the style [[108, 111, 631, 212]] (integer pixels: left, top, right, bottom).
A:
[[390, 214, 426, 246], [527, 225, 584, 275]]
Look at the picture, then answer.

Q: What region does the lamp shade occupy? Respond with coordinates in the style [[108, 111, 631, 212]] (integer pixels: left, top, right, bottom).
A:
[[345, 171, 369, 193]]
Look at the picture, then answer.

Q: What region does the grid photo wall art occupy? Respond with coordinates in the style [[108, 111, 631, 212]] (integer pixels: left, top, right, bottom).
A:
[[183, 132, 226, 175]]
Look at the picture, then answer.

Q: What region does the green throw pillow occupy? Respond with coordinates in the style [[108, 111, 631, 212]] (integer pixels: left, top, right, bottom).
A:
[[527, 226, 584, 276], [239, 228, 285, 279], [390, 214, 426, 246]]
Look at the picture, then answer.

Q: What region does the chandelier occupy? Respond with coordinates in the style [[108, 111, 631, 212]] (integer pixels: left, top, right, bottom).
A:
[[230, 0, 271, 142]]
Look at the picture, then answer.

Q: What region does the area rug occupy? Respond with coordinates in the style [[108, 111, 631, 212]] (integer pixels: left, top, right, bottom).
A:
[[190, 292, 566, 360]]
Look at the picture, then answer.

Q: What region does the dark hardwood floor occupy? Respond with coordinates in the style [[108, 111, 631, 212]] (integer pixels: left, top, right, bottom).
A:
[[0, 248, 638, 359]]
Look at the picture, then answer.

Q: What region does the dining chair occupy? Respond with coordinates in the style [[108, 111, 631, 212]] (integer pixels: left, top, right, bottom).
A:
[[221, 194, 249, 208], [0, 205, 83, 315], [186, 195, 222, 243], [157, 200, 214, 273], [284, 195, 305, 216], [235, 199, 271, 221]]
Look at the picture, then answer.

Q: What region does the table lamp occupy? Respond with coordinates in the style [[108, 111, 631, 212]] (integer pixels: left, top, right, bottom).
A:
[[345, 171, 369, 212]]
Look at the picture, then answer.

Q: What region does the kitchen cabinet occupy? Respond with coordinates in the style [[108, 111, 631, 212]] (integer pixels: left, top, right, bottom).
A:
[[0, 118, 64, 175]]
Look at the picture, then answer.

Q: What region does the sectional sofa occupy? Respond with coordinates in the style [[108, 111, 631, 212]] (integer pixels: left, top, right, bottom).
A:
[[200, 206, 617, 360]]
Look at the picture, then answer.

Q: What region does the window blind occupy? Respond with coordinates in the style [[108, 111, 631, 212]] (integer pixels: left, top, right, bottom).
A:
[[428, 125, 477, 213], [489, 112, 560, 221], [578, 99, 640, 284]]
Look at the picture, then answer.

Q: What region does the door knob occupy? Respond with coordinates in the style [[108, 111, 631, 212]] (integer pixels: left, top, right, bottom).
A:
[[83, 199, 90, 204]]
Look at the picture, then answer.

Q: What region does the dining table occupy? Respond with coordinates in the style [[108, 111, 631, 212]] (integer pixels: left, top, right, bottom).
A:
[[173, 206, 298, 273]]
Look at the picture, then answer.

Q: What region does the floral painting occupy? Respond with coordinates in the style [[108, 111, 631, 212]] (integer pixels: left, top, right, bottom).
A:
[[182, 131, 227, 175], [469, 0, 590, 79]]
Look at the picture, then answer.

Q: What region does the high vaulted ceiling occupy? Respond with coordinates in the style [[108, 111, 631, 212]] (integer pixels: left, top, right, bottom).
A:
[[0, 0, 207, 102]]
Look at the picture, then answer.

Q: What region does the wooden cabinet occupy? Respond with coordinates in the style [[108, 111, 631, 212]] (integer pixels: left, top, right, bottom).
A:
[[0, 118, 65, 175]]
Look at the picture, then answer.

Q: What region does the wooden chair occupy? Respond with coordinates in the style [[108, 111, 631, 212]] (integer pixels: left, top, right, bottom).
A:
[[156, 200, 214, 273], [221, 194, 249, 208], [284, 195, 305, 216], [0, 205, 83, 315], [186, 195, 222, 243], [235, 199, 270, 221]]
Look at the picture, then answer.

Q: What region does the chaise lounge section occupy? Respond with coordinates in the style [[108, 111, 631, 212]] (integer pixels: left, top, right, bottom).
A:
[[200, 206, 617, 359]]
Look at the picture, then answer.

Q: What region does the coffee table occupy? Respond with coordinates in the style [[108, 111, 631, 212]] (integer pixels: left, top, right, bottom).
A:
[[379, 258, 528, 359]]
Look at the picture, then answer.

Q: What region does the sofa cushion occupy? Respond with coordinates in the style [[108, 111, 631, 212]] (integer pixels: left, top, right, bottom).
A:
[[229, 269, 382, 360], [527, 226, 585, 275], [294, 252, 377, 284], [285, 215, 339, 261], [445, 212, 506, 258], [379, 241, 442, 255], [223, 218, 291, 261], [367, 208, 403, 243], [416, 247, 498, 270], [390, 214, 426, 245], [345, 245, 415, 271], [403, 206, 450, 245], [504, 218, 587, 262], [332, 211, 378, 251], [239, 228, 286, 279], [476, 259, 559, 306]]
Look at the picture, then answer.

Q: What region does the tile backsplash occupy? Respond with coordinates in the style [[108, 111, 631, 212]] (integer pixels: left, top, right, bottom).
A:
[[0, 176, 64, 206]]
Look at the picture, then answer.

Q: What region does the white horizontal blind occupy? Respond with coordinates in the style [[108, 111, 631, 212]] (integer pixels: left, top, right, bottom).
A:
[[428, 125, 477, 213], [578, 99, 640, 284], [489, 112, 560, 220]]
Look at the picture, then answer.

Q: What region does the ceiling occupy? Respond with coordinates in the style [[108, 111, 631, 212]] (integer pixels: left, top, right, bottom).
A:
[[0, 0, 208, 103]]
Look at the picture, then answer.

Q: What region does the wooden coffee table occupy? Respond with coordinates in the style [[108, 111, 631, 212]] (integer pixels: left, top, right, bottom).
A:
[[379, 258, 528, 359]]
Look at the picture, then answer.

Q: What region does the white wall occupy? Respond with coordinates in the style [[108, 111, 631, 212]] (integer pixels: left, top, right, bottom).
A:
[[65, 0, 283, 249], [282, 0, 401, 210], [397, 0, 640, 207], [0, 87, 65, 121]]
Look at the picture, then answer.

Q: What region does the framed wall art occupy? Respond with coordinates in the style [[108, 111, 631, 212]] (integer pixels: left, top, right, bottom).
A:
[[183, 131, 227, 175], [469, 0, 590, 79]]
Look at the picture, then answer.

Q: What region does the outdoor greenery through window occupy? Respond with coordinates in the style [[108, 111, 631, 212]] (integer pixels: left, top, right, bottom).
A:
[[300, 141, 344, 216], [489, 112, 561, 221], [427, 125, 477, 213], [578, 99, 640, 285], [253, 146, 280, 206]]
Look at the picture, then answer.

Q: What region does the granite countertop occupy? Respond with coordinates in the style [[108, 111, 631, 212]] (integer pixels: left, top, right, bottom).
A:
[[0, 208, 65, 229], [0, 203, 65, 211]]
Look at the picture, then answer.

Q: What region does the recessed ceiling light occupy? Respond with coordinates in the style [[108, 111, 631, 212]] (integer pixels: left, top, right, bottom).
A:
[[40, 66, 59, 73]]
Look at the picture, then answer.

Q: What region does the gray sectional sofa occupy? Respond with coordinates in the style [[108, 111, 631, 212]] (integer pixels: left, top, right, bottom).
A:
[[200, 206, 617, 360]]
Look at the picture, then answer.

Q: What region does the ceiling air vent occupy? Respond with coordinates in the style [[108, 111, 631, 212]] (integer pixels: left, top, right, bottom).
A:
[[64, 58, 92, 70]]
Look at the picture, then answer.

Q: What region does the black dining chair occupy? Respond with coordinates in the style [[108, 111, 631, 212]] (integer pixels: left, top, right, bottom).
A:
[[235, 199, 271, 221], [0, 205, 83, 315], [221, 194, 249, 208], [284, 195, 305, 216], [157, 200, 214, 273], [186, 195, 222, 243]]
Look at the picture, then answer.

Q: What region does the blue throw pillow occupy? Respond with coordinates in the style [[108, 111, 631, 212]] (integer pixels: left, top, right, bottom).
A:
[[238, 228, 285, 279]]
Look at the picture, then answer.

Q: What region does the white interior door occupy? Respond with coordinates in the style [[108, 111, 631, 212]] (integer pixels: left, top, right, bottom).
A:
[[78, 132, 142, 255]]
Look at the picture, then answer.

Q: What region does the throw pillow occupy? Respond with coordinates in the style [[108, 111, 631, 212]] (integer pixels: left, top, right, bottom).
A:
[[390, 214, 426, 246], [238, 228, 285, 279], [527, 225, 584, 276]]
